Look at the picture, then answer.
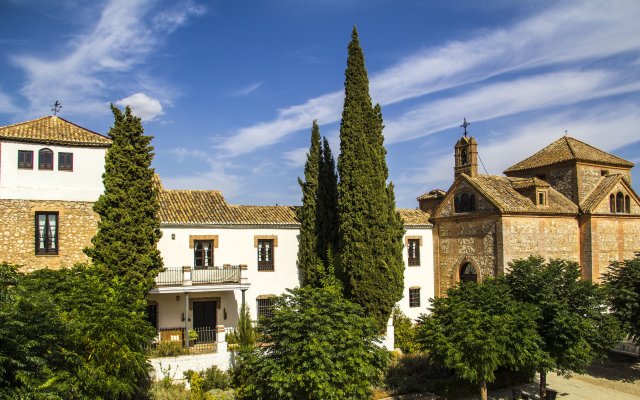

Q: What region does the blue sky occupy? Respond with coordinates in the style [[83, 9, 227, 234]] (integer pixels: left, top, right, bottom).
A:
[[1, 0, 639, 208]]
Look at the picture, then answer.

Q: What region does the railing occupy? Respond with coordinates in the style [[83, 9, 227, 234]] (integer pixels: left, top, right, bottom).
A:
[[149, 327, 220, 355], [154, 265, 246, 287]]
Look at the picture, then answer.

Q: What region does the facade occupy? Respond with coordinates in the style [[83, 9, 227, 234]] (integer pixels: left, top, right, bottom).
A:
[[0, 116, 110, 271], [425, 134, 640, 296]]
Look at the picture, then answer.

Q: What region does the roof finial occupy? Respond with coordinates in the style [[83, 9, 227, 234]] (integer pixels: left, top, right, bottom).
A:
[[564, 129, 568, 137], [51, 100, 62, 116], [460, 117, 470, 137]]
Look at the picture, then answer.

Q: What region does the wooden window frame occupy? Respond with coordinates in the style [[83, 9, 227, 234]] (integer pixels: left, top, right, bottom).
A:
[[194, 239, 214, 269], [257, 239, 275, 271], [35, 212, 58, 255], [38, 148, 54, 170], [58, 152, 73, 171], [460, 262, 478, 283], [409, 288, 420, 308], [407, 239, 421, 266], [18, 150, 33, 169]]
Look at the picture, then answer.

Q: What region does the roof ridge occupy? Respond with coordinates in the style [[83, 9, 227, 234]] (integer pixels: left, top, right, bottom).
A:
[[564, 136, 577, 159], [54, 116, 110, 140]]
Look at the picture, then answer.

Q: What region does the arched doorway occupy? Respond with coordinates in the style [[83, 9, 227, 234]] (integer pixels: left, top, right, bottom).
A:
[[460, 262, 478, 283]]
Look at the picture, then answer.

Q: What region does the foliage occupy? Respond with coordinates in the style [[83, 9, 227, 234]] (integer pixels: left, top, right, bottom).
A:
[[153, 341, 187, 357], [317, 136, 339, 267], [235, 286, 389, 400], [602, 253, 640, 345], [149, 380, 189, 400], [237, 301, 256, 350], [392, 307, 419, 354], [337, 26, 404, 330], [297, 120, 323, 286], [417, 278, 542, 400], [188, 329, 198, 343], [184, 366, 231, 392], [506, 256, 623, 397], [85, 104, 163, 294]]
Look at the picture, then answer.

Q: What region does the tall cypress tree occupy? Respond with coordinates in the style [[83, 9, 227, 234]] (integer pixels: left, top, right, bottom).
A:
[[337, 27, 404, 329], [85, 105, 163, 293], [297, 121, 323, 286], [317, 137, 339, 266]]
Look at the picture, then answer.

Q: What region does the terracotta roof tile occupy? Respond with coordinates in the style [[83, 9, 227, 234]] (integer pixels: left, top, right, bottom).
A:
[[504, 136, 633, 173], [464, 174, 578, 215], [0, 116, 111, 147], [397, 209, 432, 226], [580, 174, 623, 213], [417, 189, 446, 201]]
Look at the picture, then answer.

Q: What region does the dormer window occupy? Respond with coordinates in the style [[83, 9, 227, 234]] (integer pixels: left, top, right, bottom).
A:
[[536, 189, 548, 206], [454, 192, 476, 213]]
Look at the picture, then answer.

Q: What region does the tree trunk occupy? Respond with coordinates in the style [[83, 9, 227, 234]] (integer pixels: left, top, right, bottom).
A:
[[480, 379, 488, 400], [540, 370, 547, 399]]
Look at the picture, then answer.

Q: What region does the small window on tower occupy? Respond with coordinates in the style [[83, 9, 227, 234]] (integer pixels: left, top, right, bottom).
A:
[[601, 170, 608, 176]]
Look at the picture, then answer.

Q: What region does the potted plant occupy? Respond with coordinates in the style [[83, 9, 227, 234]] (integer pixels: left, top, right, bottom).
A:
[[188, 328, 198, 346]]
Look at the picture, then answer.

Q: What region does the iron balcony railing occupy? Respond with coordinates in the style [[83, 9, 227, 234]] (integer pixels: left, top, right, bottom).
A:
[[154, 265, 243, 287]]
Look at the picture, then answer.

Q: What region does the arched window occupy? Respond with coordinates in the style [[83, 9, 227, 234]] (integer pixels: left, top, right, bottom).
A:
[[625, 195, 631, 214], [469, 194, 476, 211], [461, 193, 470, 211], [455, 192, 476, 213], [616, 192, 624, 213], [610, 194, 615, 213], [460, 262, 478, 283], [460, 148, 468, 165], [38, 148, 53, 170]]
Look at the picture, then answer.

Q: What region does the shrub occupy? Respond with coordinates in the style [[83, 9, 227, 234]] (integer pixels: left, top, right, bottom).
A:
[[184, 366, 231, 392], [154, 341, 187, 357], [149, 380, 189, 400], [392, 307, 418, 354]]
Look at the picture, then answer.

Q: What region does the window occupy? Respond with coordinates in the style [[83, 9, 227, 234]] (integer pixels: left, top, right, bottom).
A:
[[38, 148, 53, 170], [601, 170, 608, 176], [257, 297, 275, 320], [408, 239, 420, 266], [35, 212, 58, 255], [454, 192, 476, 212], [146, 303, 159, 330], [409, 288, 421, 308], [258, 239, 274, 271], [460, 148, 468, 165], [616, 192, 624, 213], [194, 240, 214, 269], [610, 194, 616, 213], [626, 195, 631, 214], [58, 152, 73, 171], [538, 192, 545, 205], [460, 262, 478, 283], [18, 150, 33, 169]]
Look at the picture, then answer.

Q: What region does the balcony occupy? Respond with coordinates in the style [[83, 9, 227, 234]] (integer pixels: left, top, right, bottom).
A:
[[151, 265, 249, 293]]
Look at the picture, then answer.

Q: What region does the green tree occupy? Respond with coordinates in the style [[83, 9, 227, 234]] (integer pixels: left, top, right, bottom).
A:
[[85, 104, 163, 293], [317, 136, 339, 266], [417, 279, 541, 400], [297, 120, 323, 287], [392, 307, 418, 354], [236, 286, 389, 400], [602, 253, 640, 345], [337, 26, 404, 329], [505, 256, 622, 399], [237, 300, 256, 350]]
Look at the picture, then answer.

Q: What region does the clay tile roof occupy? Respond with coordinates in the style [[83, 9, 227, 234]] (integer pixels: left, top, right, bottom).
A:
[[158, 189, 299, 226], [504, 136, 633, 173], [465, 174, 578, 215], [510, 177, 551, 190], [417, 189, 446, 201], [397, 208, 432, 226], [0, 116, 111, 147], [579, 174, 623, 213]]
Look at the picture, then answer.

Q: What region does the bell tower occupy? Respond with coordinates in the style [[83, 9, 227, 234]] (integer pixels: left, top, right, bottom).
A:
[[454, 118, 478, 178]]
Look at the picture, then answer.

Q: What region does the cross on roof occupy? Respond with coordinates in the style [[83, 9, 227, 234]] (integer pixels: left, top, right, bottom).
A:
[[51, 100, 62, 116], [460, 117, 470, 137]]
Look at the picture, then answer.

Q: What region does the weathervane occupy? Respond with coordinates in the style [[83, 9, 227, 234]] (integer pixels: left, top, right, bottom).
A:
[[564, 129, 568, 137], [51, 100, 62, 116], [460, 117, 471, 137]]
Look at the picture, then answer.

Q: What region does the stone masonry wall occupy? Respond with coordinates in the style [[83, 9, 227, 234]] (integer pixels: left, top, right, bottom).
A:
[[436, 215, 499, 295], [507, 164, 577, 204], [501, 216, 580, 272], [0, 199, 98, 272], [577, 164, 632, 204], [437, 180, 498, 218]]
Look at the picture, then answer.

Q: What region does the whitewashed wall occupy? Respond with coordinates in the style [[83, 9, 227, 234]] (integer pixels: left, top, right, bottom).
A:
[[158, 226, 300, 322], [0, 141, 106, 201], [399, 227, 434, 321]]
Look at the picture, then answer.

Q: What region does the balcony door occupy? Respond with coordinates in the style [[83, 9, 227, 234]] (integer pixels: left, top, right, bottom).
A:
[[192, 300, 217, 343]]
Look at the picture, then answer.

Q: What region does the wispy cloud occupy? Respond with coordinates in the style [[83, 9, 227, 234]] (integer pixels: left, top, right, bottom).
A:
[[11, 0, 204, 118], [216, 0, 640, 157], [282, 147, 308, 167], [115, 92, 164, 121], [232, 82, 262, 97]]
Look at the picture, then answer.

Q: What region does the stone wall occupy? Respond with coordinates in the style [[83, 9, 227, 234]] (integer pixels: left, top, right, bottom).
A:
[[437, 180, 498, 218], [577, 164, 632, 204], [506, 163, 577, 204], [435, 215, 499, 295], [592, 181, 639, 214], [0, 199, 98, 272], [501, 215, 580, 271]]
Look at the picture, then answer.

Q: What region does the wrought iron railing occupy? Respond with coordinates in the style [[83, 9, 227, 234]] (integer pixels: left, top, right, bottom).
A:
[[154, 269, 184, 286], [154, 265, 242, 286]]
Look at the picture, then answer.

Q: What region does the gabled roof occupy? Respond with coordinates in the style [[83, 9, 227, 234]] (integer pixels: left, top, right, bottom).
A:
[[159, 189, 299, 226], [397, 209, 432, 226], [580, 174, 639, 213], [462, 174, 578, 215], [0, 116, 111, 147], [504, 136, 633, 173], [417, 189, 446, 201]]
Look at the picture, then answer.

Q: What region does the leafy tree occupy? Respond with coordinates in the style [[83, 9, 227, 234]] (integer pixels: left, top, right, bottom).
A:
[[297, 120, 323, 286], [237, 300, 256, 350], [505, 256, 622, 399], [236, 286, 389, 400], [317, 136, 339, 266], [392, 307, 418, 354], [337, 26, 404, 329], [602, 253, 640, 345], [417, 278, 541, 400], [85, 104, 163, 293]]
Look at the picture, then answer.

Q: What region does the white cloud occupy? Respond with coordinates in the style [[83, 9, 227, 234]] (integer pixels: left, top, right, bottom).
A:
[[0, 89, 19, 114], [217, 0, 640, 157], [232, 82, 262, 97], [282, 147, 308, 167], [12, 0, 204, 118], [115, 92, 164, 121]]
